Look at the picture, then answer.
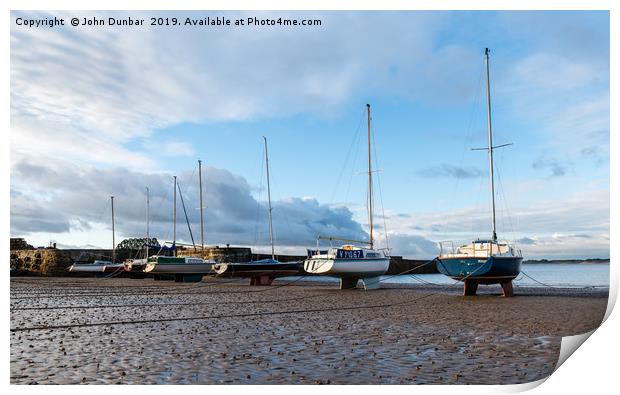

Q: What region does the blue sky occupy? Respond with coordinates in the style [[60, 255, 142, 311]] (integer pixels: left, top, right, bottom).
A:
[[10, 10, 610, 258]]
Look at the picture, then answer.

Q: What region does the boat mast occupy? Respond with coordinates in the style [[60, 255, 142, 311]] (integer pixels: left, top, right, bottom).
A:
[[111, 195, 115, 263], [485, 48, 498, 242], [367, 103, 374, 250], [263, 136, 275, 260], [173, 175, 177, 256], [198, 160, 204, 252], [146, 187, 149, 259]]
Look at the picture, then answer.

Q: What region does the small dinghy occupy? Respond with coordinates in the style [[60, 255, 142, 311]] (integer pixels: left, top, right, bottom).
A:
[[68, 260, 126, 273], [68, 260, 109, 273]]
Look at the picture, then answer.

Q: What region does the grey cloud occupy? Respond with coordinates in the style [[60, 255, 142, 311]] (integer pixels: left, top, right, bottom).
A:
[[10, 158, 367, 249], [532, 158, 568, 177], [417, 164, 483, 179], [580, 144, 608, 166], [10, 190, 71, 234], [516, 237, 537, 245]]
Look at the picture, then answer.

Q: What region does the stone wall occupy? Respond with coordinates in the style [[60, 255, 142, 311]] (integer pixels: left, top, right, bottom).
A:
[[10, 249, 72, 276]]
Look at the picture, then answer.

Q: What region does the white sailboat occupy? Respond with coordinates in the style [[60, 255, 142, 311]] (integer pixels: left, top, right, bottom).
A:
[[303, 104, 390, 290], [69, 196, 125, 274]]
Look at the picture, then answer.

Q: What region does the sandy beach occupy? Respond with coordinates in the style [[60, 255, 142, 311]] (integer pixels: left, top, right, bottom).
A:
[[10, 276, 608, 385]]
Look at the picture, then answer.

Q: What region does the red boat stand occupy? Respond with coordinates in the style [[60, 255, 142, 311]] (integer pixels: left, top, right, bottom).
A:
[[500, 281, 514, 297], [463, 280, 515, 297]]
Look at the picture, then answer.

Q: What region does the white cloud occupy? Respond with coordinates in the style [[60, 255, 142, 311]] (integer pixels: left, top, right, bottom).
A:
[[382, 187, 609, 259], [9, 11, 473, 171]]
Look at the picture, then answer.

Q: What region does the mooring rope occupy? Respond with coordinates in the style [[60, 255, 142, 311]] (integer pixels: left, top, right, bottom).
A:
[[517, 271, 598, 290]]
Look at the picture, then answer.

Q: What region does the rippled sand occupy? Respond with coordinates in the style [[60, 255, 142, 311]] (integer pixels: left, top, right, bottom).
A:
[[10, 277, 608, 384]]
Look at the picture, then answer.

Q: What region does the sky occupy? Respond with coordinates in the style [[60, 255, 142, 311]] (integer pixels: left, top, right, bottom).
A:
[[9, 10, 610, 259]]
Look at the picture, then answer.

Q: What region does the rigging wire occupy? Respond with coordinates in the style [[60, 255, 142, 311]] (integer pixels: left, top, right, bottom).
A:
[[371, 114, 391, 254], [252, 144, 266, 252], [343, 112, 366, 209], [329, 108, 366, 206], [436, 63, 485, 241]]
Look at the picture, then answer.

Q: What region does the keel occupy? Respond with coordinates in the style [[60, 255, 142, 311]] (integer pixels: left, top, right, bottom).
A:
[[340, 277, 359, 289], [250, 275, 274, 286], [463, 280, 478, 296]]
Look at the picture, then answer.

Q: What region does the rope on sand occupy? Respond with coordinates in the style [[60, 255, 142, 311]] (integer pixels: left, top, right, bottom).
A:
[[518, 271, 597, 290]]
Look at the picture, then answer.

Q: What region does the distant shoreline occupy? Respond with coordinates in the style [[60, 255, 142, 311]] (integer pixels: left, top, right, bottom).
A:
[[522, 259, 610, 264]]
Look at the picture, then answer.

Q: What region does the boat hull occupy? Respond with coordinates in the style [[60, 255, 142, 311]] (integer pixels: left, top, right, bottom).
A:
[[436, 256, 522, 284], [303, 258, 389, 278], [214, 261, 301, 277], [102, 263, 126, 273], [68, 264, 106, 273], [144, 263, 214, 275]]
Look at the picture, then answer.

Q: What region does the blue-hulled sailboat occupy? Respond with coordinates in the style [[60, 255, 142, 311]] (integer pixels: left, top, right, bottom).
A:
[[436, 48, 523, 297]]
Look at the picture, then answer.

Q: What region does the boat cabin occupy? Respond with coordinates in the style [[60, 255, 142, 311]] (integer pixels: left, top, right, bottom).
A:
[[439, 239, 521, 258]]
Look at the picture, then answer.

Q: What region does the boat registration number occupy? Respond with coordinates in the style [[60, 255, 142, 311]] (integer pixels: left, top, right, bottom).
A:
[[337, 249, 364, 259]]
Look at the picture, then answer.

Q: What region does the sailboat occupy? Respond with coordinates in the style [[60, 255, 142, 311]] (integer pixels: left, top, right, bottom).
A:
[[303, 104, 390, 290], [144, 167, 215, 280], [124, 187, 150, 274], [213, 137, 301, 285], [69, 196, 125, 274], [436, 48, 523, 297]]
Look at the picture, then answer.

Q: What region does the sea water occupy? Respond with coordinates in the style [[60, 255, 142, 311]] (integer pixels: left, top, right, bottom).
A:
[[285, 263, 610, 288]]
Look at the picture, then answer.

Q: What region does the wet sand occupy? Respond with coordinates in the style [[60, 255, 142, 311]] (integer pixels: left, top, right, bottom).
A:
[[10, 276, 608, 385]]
